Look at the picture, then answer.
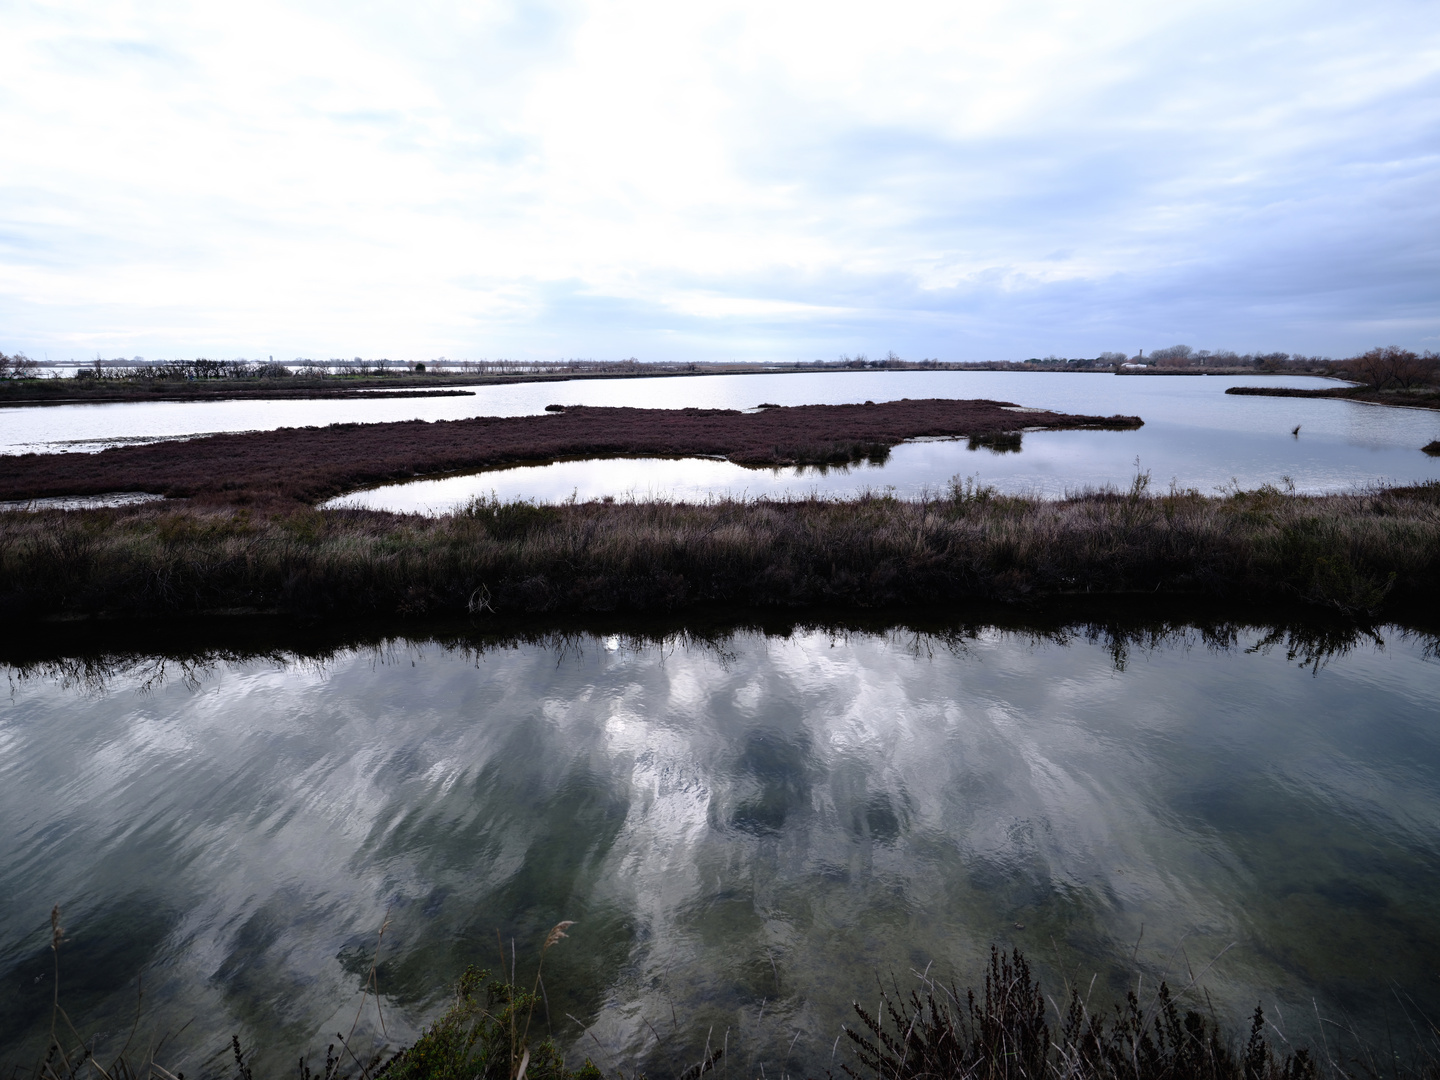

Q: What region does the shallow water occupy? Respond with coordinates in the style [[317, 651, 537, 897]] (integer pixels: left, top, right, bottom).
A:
[[3, 620, 1439, 1074], [325, 415, 1440, 511], [8, 370, 1439, 501]]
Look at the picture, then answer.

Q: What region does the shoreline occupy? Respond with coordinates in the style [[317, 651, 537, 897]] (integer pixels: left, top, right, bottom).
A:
[[1226, 384, 1440, 411], [0, 365, 1338, 407], [2, 594, 1430, 662]]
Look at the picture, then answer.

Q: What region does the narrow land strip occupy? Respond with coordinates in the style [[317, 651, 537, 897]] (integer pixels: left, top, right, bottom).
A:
[[2, 483, 1434, 621], [1226, 384, 1440, 410], [0, 399, 1141, 505]]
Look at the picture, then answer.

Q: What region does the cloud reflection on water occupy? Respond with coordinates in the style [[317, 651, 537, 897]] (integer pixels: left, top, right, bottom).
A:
[[2, 622, 1439, 1075]]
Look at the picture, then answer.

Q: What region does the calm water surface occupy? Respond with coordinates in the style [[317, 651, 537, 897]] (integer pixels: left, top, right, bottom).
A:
[[3, 622, 1439, 1073], [7, 371, 1439, 499]]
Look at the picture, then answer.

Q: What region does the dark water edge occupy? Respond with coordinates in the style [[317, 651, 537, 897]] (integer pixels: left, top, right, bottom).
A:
[[4, 604, 1440, 1078], [4, 599, 1434, 676]]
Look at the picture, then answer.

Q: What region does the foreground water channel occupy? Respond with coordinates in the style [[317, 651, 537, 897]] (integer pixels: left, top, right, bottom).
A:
[[6, 371, 1440, 504], [3, 619, 1439, 1073]]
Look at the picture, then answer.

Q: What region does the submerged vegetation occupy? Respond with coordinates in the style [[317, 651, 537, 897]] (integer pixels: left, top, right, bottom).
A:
[[1, 478, 1436, 622], [17, 929, 1440, 1080], [842, 948, 1325, 1080]]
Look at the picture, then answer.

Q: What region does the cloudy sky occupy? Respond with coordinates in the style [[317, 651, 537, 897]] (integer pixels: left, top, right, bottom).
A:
[[1, 0, 1436, 362]]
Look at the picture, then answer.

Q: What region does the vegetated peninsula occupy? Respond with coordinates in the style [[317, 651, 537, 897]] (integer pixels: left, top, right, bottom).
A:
[[0, 397, 1435, 625], [0, 399, 1139, 505], [1226, 346, 1440, 411]]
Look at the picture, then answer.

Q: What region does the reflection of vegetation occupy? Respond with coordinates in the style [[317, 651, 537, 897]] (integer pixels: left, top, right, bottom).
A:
[[3, 609, 1435, 694], [967, 430, 1023, 454], [1245, 623, 1388, 675]]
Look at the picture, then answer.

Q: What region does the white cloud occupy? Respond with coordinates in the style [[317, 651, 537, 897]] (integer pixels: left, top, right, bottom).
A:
[[0, 0, 1436, 359]]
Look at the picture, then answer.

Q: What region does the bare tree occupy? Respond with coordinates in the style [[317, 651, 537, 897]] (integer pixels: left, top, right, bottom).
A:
[[1340, 346, 1436, 390], [1149, 344, 1194, 367], [0, 351, 40, 378]]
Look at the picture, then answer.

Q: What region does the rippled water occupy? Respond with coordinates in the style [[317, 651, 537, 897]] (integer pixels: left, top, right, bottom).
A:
[[4, 620, 1439, 1074]]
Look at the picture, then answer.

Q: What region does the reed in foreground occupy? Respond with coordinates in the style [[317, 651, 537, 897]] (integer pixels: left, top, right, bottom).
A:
[[17, 941, 1440, 1080], [844, 948, 1325, 1080]]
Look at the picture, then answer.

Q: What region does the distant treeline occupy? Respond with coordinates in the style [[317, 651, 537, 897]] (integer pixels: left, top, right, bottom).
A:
[[2, 345, 1437, 386], [1125, 344, 1440, 387], [9, 355, 693, 380]]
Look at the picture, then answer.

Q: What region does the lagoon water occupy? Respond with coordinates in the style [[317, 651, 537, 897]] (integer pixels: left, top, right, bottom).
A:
[[7, 371, 1440, 501], [7, 372, 1440, 1072], [4, 622, 1440, 1073]]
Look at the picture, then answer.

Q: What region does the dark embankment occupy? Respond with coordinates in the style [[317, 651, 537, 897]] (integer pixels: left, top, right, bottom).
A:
[[2, 482, 1435, 622], [0, 399, 1141, 505], [0, 605, 1408, 677], [0, 377, 480, 405], [1226, 385, 1440, 411]]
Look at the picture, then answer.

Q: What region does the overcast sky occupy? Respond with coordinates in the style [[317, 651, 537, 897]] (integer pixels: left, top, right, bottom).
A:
[[1, 0, 1436, 362]]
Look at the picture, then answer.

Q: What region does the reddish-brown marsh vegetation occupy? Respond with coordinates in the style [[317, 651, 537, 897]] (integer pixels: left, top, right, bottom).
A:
[[0, 399, 1141, 506]]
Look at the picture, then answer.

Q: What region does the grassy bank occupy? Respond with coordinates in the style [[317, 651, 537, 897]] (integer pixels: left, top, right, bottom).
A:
[[2, 480, 1436, 622]]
